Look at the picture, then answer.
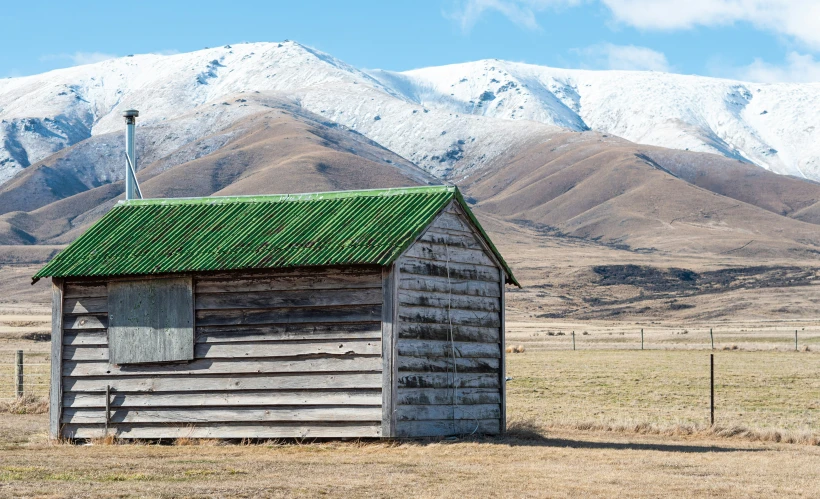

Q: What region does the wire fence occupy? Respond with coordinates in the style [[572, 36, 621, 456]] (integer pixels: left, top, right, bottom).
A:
[[505, 328, 820, 434], [508, 325, 820, 352], [0, 351, 50, 403]]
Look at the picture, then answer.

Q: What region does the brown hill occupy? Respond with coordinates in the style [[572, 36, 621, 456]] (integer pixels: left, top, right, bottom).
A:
[[460, 131, 820, 259]]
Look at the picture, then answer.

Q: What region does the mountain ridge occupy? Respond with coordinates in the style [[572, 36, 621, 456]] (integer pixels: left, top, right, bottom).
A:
[[1, 41, 818, 186]]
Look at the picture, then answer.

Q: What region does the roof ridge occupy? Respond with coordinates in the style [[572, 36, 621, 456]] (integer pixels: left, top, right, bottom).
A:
[[119, 185, 454, 206]]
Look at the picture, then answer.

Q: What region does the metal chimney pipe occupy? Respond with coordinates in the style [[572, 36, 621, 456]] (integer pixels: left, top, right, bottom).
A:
[[123, 109, 139, 200]]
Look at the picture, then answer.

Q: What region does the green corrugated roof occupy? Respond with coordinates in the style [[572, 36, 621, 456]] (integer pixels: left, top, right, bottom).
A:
[[33, 185, 519, 286]]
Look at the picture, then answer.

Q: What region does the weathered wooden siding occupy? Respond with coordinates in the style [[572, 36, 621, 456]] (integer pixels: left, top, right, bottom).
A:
[[59, 267, 384, 439], [394, 201, 504, 437]]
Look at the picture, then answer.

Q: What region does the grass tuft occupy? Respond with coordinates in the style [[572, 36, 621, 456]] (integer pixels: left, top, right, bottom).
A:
[[90, 434, 118, 446], [537, 419, 820, 446], [0, 395, 48, 414]]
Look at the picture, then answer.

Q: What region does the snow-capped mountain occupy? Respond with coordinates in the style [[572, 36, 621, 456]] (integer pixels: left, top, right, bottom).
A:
[[0, 41, 818, 186], [371, 61, 820, 179]]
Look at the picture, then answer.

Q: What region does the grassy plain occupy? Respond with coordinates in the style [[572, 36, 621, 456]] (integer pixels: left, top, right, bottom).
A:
[[2, 312, 820, 497]]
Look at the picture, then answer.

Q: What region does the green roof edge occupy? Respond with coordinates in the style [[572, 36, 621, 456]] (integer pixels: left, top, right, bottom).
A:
[[118, 185, 454, 206]]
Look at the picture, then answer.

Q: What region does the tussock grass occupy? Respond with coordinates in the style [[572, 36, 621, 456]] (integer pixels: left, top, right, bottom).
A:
[[519, 418, 820, 446], [0, 395, 47, 414], [174, 437, 223, 446], [90, 434, 119, 446]]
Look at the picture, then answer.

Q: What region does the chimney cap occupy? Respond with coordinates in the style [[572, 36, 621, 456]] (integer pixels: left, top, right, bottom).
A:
[[122, 109, 139, 118]]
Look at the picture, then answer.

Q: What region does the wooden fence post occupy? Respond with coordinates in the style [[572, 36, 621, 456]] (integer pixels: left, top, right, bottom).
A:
[[710, 353, 715, 426], [795, 330, 798, 351], [641, 329, 644, 350], [572, 331, 576, 351], [710, 328, 714, 350], [15, 350, 23, 398]]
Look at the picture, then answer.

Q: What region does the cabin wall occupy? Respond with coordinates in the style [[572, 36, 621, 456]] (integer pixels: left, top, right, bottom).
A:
[[57, 267, 384, 439], [394, 201, 504, 437]]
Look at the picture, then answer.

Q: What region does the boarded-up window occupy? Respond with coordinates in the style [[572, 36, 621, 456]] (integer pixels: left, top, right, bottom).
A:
[[108, 277, 194, 364]]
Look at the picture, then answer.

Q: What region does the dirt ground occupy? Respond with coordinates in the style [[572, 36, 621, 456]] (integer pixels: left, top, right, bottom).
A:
[[1, 415, 819, 498]]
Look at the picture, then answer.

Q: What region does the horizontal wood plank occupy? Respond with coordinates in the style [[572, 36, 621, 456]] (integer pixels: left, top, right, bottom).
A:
[[396, 419, 500, 437], [63, 283, 107, 299], [195, 305, 382, 327], [399, 258, 500, 283], [195, 288, 381, 311], [397, 373, 499, 389], [64, 373, 383, 392], [197, 323, 383, 343], [63, 331, 107, 346], [196, 340, 381, 359], [65, 339, 382, 362], [398, 323, 499, 343], [64, 323, 383, 347], [396, 388, 500, 406], [63, 315, 108, 330], [195, 270, 381, 294], [397, 340, 500, 359], [398, 290, 499, 312], [64, 390, 382, 408], [63, 423, 382, 439], [399, 276, 500, 297], [418, 230, 483, 250], [63, 406, 383, 424], [430, 211, 473, 232], [397, 356, 499, 373], [63, 346, 107, 361], [64, 356, 382, 377], [403, 243, 495, 267], [398, 307, 500, 328], [397, 404, 500, 421], [63, 296, 107, 314]]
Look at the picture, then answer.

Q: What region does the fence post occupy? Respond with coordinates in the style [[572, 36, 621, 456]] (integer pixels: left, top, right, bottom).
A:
[[710, 328, 714, 350], [641, 329, 644, 350], [15, 350, 24, 398], [710, 353, 715, 426], [572, 331, 576, 351], [795, 330, 798, 352]]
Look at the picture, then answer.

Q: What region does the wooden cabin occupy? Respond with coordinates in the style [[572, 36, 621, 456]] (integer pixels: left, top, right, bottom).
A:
[[34, 186, 519, 440]]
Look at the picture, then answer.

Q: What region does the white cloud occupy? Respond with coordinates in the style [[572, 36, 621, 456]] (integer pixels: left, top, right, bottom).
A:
[[448, 1, 820, 51], [573, 43, 671, 71], [40, 52, 118, 66], [151, 49, 181, 56], [600, 0, 820, 51], [725, 52, 820, 83], [447, 0, 580, 32], [69, 52, 118, 65]]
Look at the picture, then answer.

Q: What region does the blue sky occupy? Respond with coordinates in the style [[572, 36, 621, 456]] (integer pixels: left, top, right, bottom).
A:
[[1, 0, 818, 82]]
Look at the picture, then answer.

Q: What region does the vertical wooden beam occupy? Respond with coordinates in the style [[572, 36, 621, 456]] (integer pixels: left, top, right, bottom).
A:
[[381, 264, 397, 438], [49, 278, 64, 440], [392, 263, 400, 436], [105, 385, 111, 437], [15, 350, 23, 398], [499, 268, 506, 434], [710, 353, 715, 426]]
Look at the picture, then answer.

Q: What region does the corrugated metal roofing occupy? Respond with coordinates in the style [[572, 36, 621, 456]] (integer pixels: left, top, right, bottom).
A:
[[32, 185, 518, 286]]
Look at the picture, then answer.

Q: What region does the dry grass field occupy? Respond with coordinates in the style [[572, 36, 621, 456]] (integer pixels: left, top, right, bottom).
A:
[[2, 309, 820, 498]]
